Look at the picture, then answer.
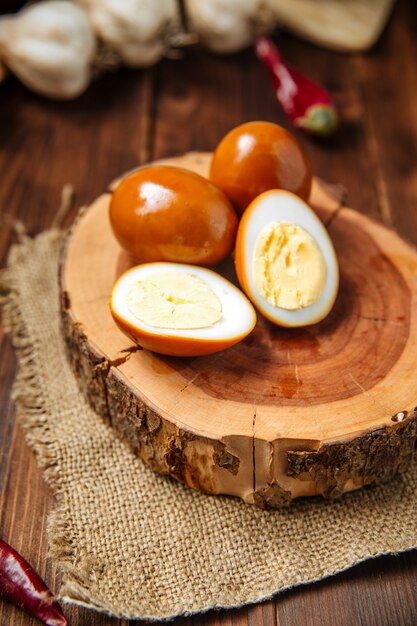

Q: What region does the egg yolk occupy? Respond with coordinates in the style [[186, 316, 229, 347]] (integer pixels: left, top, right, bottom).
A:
[[126, 271, 222, 329], [253, 222, 326, 311]]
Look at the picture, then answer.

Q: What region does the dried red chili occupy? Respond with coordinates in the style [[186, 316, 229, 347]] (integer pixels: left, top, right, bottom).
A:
[[255, 36, 339, 137], [0, 538, 68, 625]]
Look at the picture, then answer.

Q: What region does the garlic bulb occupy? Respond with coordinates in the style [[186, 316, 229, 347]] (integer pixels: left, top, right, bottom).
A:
[[77, 0, 180, 68], [184, 0, 276, 54], [0, 1, 95, 99]]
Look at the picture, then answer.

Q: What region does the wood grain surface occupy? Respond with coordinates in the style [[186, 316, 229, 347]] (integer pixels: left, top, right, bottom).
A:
[[1, 0, 417, 623], [61, 153, 417, 506]]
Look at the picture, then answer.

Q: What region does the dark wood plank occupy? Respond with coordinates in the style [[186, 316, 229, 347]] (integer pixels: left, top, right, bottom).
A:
[[279, 38, 383, 222], [275, 552, 417, 626], [355, 0, 417, 239], [0, 68, 154, 626], [0, 68, 154, 251], [1, 1, 417, 625]]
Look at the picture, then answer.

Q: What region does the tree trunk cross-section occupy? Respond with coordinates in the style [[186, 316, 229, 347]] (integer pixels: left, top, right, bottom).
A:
[[59, 153, 417, 508]]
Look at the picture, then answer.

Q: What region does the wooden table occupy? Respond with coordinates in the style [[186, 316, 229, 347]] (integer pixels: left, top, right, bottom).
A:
[[1, 1, 416, 624]]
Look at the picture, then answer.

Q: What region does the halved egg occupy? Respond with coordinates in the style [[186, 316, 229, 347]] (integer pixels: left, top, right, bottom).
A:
[[110, 262, 257, 356], [235, 190, 339, 327]]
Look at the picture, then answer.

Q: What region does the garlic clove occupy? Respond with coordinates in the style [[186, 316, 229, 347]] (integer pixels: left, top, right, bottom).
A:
[[184, 0, 276, 54], [77, 0, 180, 68], [0, 1, 96, 99], [113, 39, 167, 68]]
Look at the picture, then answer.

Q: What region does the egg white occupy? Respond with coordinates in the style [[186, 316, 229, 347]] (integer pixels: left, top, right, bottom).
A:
[[111, 262, 256, 341], [236, 191, 339, 327]]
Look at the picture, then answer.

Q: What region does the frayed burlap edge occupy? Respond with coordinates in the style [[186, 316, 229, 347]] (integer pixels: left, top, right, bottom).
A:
[[0, 230, 117, 618], [0, 231, 123, 620], [1, 228, 416, 621]]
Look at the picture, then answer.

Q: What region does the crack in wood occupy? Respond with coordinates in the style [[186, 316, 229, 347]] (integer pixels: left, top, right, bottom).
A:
[[120, 345, 143, 355], [354, 57, 392, 225], [348, 371, 391, 415], [177, 353, 222, 396], [179, 371, 201, 394], [88, 346, 144, 427], [355, 314, 405, 325], [102, 345, 143, 369], [294, 364, 301, 387], [102, 361, 112, 427], [80, 295, 109, 305]]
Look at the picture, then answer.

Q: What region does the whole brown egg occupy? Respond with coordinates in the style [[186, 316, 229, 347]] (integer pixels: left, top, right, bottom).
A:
[[210, 121, 312, 216], [109, 165, 238, 266]]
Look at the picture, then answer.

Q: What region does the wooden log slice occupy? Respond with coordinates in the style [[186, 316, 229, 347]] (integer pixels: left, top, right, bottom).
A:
[[59, 152, 417, 508]]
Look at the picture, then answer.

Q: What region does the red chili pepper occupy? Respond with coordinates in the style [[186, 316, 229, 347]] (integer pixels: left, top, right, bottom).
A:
[[0, 538, 68, 626], [255, 36, 339, 137]]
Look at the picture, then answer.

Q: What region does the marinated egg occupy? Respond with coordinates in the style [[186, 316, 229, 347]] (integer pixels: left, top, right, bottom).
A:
[[235, 190, 339, 327], [210, 121, 312, 216], [109, 165, 238, 266], [110, 262, 257, 356]]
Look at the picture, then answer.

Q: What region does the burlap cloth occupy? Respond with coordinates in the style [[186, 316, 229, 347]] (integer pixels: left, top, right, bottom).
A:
[[1, 227, 416, 621]]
